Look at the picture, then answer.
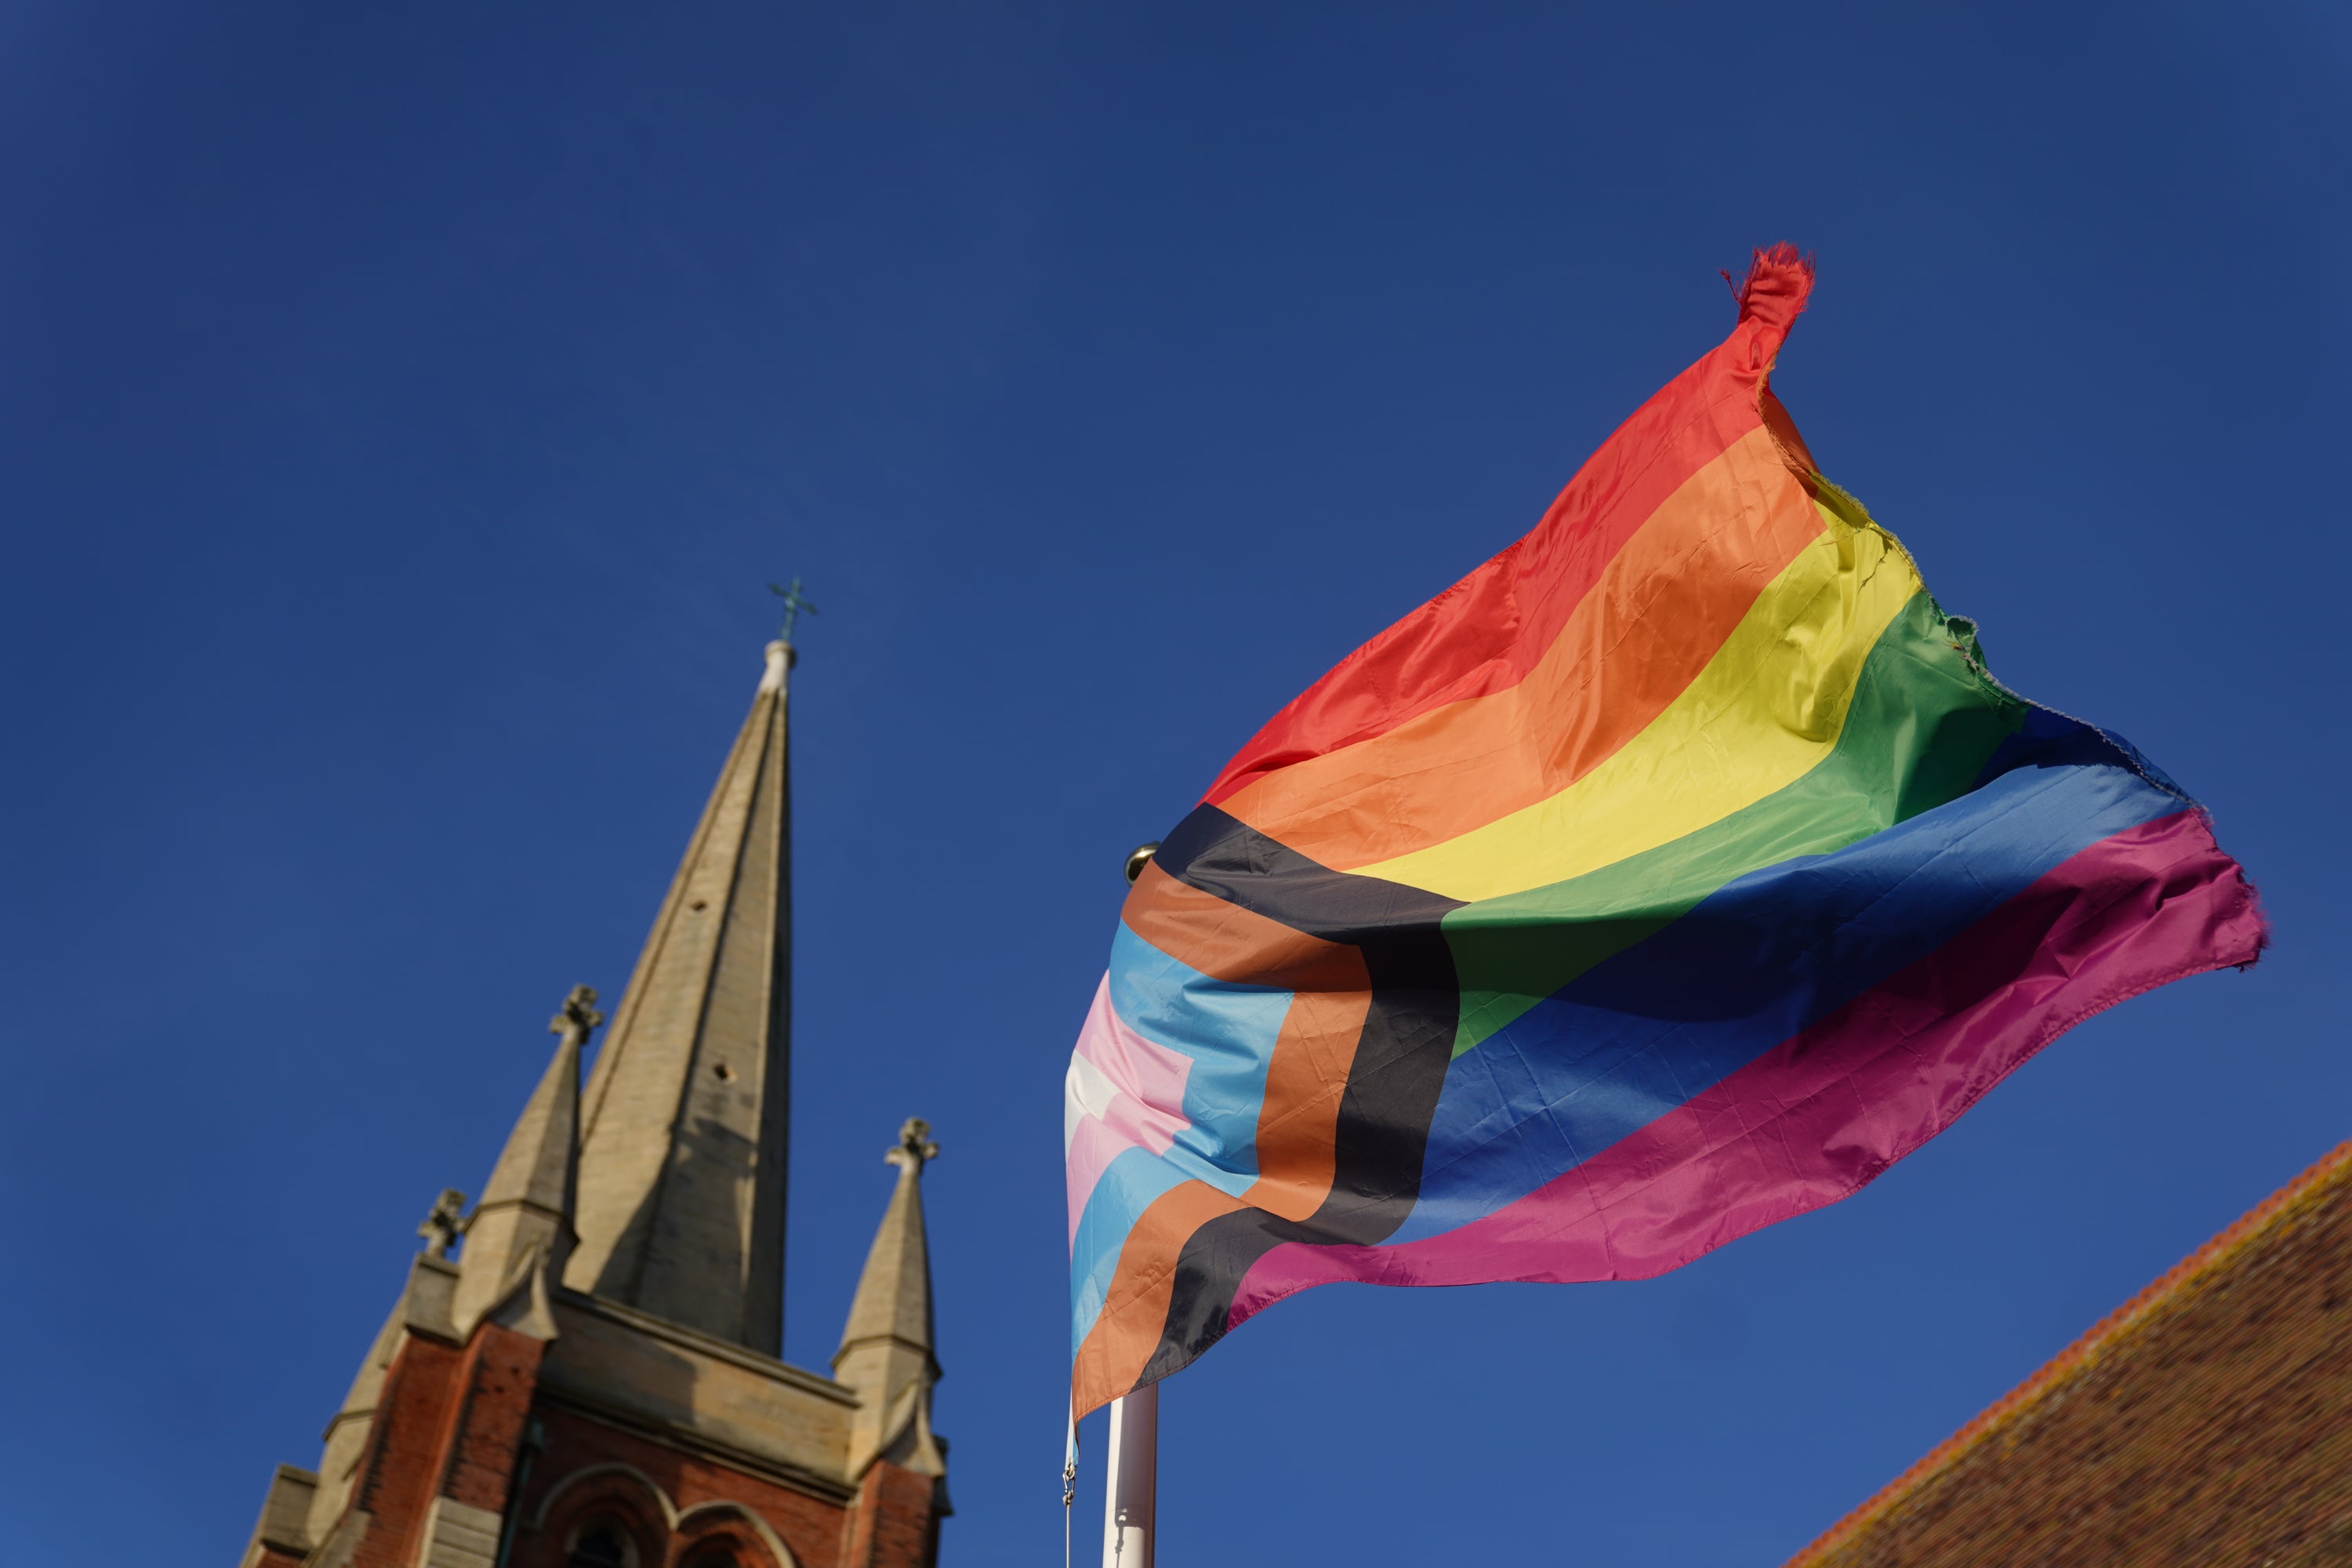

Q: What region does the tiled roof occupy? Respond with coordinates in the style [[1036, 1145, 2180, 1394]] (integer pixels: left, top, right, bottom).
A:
[[1787, 1138, 2352, 1567]]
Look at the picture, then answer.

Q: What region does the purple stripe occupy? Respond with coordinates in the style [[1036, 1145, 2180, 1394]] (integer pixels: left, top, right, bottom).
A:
[[1228, 809, 2266, 1324]]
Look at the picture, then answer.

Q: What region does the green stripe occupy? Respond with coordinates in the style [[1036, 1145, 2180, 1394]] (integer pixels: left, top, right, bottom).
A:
[[1445, 586, 2023, 1055]]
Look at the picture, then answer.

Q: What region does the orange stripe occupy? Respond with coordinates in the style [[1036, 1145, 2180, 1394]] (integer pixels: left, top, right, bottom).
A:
[[1219, 423, 1823, 869], [1122, 861, 1358, 990], [1246, 982, 1371, 1221], [1082, 870, 1374, 1412], [1121, 864, 1374, 1221], [1073, 1180, 1248, 1413]]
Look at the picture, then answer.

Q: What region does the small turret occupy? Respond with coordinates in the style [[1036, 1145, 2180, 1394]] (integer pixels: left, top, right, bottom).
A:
[[450, 985, 597, 1338], [835, 1119, 947, 1483]]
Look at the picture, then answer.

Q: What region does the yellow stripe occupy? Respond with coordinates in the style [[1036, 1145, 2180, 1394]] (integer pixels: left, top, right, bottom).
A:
[[1352, 504, 1922, 902]]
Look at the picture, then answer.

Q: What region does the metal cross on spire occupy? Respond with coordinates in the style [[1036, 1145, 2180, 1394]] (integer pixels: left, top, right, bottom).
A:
[[768, 576, 820, 644]]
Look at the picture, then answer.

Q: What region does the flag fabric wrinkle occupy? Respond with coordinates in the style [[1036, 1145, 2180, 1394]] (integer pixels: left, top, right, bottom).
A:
[[1064, 245, 2265, 1421]]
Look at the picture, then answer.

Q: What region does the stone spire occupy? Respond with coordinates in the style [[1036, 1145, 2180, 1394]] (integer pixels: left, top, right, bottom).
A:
[[835, 1119, 946, 1481], [451, 985, 598, 1336], [564, 640, 795, 1353]]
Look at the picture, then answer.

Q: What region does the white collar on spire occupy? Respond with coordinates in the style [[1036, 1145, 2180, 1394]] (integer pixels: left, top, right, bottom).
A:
[[760, 640, 792, 694]]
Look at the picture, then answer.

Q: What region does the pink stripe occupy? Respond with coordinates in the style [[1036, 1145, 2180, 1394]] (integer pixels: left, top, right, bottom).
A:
[[1066, 975, 1194, 1245], [1229, 809, 2267, 1325]]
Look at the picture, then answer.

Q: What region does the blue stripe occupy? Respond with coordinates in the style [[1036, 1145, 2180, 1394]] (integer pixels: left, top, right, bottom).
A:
[[1384, 760, 2182, 1244]]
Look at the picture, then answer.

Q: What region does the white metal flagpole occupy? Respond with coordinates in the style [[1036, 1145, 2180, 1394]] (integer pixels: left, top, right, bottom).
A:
[[1100, 1382, 1159, 1567]]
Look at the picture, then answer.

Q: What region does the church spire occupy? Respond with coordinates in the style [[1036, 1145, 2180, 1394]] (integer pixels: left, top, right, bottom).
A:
[[835, 1119, 946, 1481], [563, 638, 796, 1353]]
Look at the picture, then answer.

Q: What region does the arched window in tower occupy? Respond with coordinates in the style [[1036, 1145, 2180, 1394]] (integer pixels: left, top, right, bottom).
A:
[[566, 1518, 637, 1568]]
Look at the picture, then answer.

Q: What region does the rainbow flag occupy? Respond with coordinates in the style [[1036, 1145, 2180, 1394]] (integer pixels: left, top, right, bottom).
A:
[[1065, 248, 2265, 1418]]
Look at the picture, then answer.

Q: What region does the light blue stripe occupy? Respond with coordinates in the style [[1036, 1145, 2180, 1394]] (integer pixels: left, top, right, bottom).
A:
[[1069, 1145, 1191, 1354], [1106, 923, 1286, 1186]]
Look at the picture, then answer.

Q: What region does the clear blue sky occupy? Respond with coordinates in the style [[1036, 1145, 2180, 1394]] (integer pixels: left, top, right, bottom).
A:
[[3, 4, 2346, 1563]]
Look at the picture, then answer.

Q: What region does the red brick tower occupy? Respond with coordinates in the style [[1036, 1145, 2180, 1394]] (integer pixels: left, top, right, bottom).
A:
[[237, 638, 950, 1568]]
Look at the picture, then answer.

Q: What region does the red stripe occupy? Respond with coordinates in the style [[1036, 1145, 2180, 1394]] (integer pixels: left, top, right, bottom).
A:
[[1225, 808, 2266, 1321], [1214, 425, 1823, 866], [1201, 248, 1816, 807]]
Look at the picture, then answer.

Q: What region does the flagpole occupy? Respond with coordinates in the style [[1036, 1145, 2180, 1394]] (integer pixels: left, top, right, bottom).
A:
[[1101, 1381, 1158, 1567], [1099, 840, 1164, 1568]]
